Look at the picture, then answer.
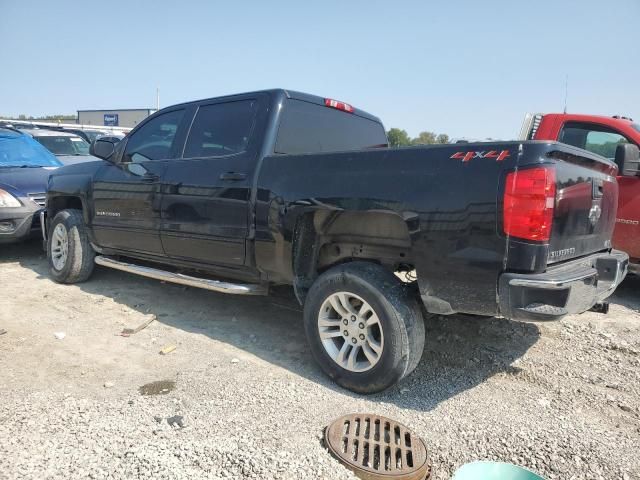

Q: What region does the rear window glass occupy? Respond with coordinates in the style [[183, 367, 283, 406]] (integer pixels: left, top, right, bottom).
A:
[[560, 123, 630, 160], [274, 99, 387, 154], [184, 100, 258, 158]]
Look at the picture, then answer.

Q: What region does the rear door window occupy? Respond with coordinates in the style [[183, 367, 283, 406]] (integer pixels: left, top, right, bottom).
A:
[[275, 99, 387, 154], [183, 100, 258, 158], [559, 122, 630, 160]]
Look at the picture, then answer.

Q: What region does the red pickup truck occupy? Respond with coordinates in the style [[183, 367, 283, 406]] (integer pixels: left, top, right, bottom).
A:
[[520, 113, 640, 272]]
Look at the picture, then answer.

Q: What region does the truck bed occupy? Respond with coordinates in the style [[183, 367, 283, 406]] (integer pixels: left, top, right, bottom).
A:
[[255, 141, 619, 316]]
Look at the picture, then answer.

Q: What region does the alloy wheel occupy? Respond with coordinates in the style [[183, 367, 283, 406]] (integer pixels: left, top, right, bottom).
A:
[[317, 291, 384, 372], [51, 223, 69, 271]]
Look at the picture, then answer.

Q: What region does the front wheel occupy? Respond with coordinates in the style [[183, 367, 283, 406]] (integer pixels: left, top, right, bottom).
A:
[[303, 262, 425, 393], [48, 209, 95, 284]]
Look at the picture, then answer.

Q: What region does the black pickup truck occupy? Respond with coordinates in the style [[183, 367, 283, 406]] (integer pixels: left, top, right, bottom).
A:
[[43, 89, 629, 393]]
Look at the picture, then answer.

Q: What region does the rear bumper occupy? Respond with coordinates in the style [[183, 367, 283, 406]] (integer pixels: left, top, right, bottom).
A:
[[499, 250, 628, 321]]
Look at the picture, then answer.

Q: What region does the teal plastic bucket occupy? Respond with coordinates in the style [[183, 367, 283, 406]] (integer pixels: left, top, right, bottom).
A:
[[452, 461, 546, 480]]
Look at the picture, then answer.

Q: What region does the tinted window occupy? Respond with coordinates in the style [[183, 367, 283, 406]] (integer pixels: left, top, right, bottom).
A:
[[35, 136, 90, 155], [560, 122, 629, 159], [585, 131, 629, 159], [275, 99, 387, 154], [83, 131, 105, 142], [183, 100, 258, 158], [124, 109, 184, 162]]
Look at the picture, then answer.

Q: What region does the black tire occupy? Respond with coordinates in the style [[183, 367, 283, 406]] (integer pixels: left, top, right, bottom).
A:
[[303, 262, 425, 394], [48, 209, 95, 284]]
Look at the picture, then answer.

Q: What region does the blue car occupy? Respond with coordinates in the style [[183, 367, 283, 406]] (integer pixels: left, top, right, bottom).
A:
[[0, 127, 63, 243]]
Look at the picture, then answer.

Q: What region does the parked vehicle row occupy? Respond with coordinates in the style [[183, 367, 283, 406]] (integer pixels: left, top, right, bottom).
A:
[[0, 120, 112, 243], [0, 127, 62, 243], [0, 120, 128, 144], [21, 129, 97, 165], [0, 121, 110, 244], [51, 128, 114, 144], [0, 120, 126, 159], [40, 89, 629, 393]]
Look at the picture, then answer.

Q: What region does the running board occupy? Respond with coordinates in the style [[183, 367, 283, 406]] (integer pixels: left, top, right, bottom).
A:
[[94, 256, 267, 295]]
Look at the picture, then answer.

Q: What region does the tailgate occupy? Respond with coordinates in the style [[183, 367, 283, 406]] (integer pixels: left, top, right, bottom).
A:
[[545, 145, 618, 264]]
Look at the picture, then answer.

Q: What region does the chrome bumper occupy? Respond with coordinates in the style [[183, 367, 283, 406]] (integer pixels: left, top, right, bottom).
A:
[[499, 250, 628, 321], [39, 210, 46, 240], [39, 210, 47, 251]]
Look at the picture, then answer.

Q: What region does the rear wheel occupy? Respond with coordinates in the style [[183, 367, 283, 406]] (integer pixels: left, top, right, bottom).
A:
[[48, 209, 95, 284], [303, 262, 425, 393]]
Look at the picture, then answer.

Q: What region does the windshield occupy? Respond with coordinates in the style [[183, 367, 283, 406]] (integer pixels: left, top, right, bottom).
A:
[[632, 123, 640, 133], [35, 135, 91, 156], [0, 130, 62, 168], [84, 131, 104, 142]]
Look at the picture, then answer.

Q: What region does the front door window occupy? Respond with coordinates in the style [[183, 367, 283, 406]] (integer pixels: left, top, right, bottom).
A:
[[123, 109, 185, 163]]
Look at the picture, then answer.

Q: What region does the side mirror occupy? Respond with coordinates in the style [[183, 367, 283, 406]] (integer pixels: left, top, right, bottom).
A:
[[614, 143, 640, 176], [90, 138, 117, 161]]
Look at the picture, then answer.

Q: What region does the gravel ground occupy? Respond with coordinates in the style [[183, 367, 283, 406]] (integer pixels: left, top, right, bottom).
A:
[[1, 240, 639, 479]]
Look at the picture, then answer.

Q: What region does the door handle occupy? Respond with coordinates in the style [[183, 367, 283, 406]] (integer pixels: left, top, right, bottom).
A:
[[219, 172, 247, 181]]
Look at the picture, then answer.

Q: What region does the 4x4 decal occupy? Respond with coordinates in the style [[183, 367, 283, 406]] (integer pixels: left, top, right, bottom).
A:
[[450, 150, 511, 162]]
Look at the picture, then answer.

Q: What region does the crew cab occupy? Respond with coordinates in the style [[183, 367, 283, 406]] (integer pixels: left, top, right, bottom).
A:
[[520, 113, 640, 272], [43, 90, 628, 393]]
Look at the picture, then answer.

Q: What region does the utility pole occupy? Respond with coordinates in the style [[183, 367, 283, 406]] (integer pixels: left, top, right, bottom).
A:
[[563, 75, 568, 114], [156, 87, 160, 111]]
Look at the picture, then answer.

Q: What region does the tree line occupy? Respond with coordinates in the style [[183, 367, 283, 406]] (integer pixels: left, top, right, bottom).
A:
[[6, 114, 76, 121], [387, 128, 450, 147]]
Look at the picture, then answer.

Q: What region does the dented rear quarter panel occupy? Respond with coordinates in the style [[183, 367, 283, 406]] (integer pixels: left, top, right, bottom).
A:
[[255, 141, 618, 317], [255, 142, 527, 316]]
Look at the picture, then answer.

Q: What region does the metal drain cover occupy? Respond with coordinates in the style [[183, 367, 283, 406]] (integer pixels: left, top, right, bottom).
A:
[[325, 413, 431, 480]]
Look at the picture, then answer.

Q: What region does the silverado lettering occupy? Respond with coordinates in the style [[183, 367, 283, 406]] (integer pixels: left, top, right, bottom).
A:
[[549, 248, 576, 259], [95, 211, 120, 217]]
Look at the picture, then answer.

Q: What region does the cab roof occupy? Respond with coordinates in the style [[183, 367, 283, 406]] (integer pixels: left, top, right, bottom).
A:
[[165, 88, 383, 124]]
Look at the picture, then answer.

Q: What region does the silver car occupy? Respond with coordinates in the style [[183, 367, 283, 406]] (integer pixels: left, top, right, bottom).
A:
[[21, 129, 99, 165]]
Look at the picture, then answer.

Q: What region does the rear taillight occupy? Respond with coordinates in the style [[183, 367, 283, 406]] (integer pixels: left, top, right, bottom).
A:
[[503, 166, 556, 242], [324, 98, 354, 113]]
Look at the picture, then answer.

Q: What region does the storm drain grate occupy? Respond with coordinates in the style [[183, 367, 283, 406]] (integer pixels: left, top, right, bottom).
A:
[[325, 413, 431, 480]]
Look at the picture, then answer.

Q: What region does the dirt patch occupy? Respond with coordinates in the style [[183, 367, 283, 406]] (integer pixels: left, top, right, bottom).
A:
[[139, 380, 176, 396]]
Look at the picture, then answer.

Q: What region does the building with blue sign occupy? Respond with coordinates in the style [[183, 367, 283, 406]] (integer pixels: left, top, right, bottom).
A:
[[77, 108, 156, 128]]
